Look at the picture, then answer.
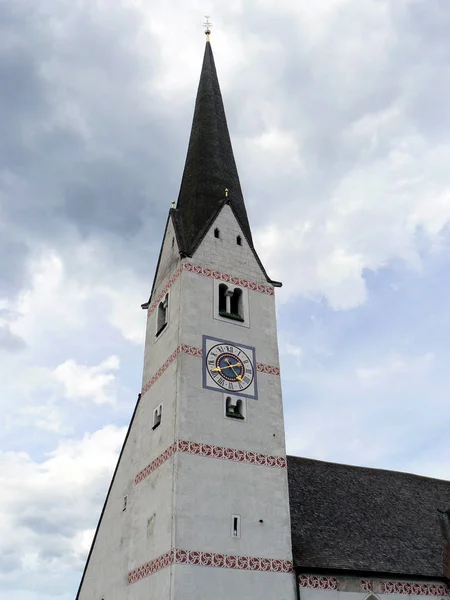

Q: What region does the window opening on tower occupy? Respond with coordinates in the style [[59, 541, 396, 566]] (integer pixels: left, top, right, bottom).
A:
[[231, 514, 241, 538], [218, 285, 244, 322], [225, 397, 245, 420], [156, 294, 168, 336], [152, 404, 162, 430], [214, 227, 220, 238]]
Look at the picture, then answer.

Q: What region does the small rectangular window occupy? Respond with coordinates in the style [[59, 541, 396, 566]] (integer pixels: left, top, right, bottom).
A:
[[152, 404, 162, 430], [156, 294, 169, 337], [231, 514, 241, 538], [123, 495, 128, 511]]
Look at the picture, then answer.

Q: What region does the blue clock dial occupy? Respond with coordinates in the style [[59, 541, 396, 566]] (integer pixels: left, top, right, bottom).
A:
[[206, 342, 254, 392]]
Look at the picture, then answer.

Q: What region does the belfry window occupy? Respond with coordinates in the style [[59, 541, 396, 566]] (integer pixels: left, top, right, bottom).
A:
[[236, 235, 242, 246], [214, 228, 220, 239], [218, 285, 244, 322], [156, 294, 168, 336], [225, 397, 245, 420]]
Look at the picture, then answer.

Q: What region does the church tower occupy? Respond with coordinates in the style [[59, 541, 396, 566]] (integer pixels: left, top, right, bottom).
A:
[[76, 30, 296, 600]]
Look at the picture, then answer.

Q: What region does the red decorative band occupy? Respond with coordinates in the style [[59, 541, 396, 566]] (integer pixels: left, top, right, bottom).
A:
[[141, 345, 279, 397], [379, 581, 449, 596], [134, 442, 177, 484], [128, 549, 292, 584], [256, 363, 280, 375], [299, 576, 338, 590], [148, 262, 274, 317], [128, 550, 174, 584], [135, 440, 286, 485], [299, 575, 450, 596], [141, 344, 202, 396]]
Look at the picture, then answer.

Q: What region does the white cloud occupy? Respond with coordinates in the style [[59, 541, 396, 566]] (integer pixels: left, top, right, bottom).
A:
[[53, 355, 120, 405], [0, 426, 125, 598], [356, 352, 434, 384]]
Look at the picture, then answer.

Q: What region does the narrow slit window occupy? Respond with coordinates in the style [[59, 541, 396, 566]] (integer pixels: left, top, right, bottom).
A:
[[152, 404, 162, 430], [214, 228, 220, 239], [123, 495, 128, 511], [236, 235, 242, 246], [231, 514, 241, 538], [156, 294, 168, 336]]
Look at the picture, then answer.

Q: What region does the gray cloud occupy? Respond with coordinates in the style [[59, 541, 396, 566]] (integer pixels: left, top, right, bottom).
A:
[[0, 0, 191, 300], [0, 325, 26, 352]]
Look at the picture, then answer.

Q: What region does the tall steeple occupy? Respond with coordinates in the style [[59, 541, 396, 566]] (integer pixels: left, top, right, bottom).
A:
[[173, 35, 253, 255], [76, 31, 293, 600]]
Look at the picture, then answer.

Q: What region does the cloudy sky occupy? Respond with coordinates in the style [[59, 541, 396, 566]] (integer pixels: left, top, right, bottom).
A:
[[1, 0, 450, 597]]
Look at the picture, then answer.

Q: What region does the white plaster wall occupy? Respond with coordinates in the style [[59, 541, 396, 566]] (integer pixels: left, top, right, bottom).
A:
[[129, 568, 172, 600], [175, 453, 292, 557], [78, 395, 139, 599], [78, 206, 294, 599], [172, 564, 297, 600], [170, 208, 295, 598], [193, 204, 270, 285], [141, 272, 181, 391], [153, 215, 180, 293]]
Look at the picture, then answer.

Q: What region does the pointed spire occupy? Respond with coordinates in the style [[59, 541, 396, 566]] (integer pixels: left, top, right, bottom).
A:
[[174, 37, 253, 255]]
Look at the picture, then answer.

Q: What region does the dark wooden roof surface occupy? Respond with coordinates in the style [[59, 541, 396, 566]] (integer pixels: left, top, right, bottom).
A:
[[287, 455, 450, 579]]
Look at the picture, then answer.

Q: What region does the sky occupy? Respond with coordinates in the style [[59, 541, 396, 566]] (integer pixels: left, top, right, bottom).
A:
[[1, 0, 450, 598]]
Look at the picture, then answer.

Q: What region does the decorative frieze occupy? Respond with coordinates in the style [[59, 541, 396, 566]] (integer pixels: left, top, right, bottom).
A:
[[148, 262, 274, 317], [135, 439, 287, 485], [128, 549, 292, 584], [299, 575, 450, 596], [141, 344, 279, 397]]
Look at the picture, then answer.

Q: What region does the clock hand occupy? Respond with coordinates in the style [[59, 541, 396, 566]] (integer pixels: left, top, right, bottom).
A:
[[225, 358, 243, 381], [211, 362, 242, 372]]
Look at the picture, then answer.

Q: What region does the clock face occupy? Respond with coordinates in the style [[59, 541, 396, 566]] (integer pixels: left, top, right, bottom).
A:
[[202, 336, 258, 399]]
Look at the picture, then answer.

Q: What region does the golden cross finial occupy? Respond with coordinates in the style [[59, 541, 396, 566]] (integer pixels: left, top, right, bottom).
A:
[[203, 16, 212, 41], [225, 188, 229, 198]]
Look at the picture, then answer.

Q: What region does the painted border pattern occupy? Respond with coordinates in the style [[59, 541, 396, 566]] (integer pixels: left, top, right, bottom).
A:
[[381, 581, 450, 596], [135, 440, 287, 485], [256, 362, 280, 375], [141, 345, 279, 397], [148, 262, 274, 317], [299, 575, 450, 596], [134, 442, 177, 484], [141, 344, 202, 396], [128, 550, 174, 584], [299, 575, 338, 590], [128, 549, 292, 584]]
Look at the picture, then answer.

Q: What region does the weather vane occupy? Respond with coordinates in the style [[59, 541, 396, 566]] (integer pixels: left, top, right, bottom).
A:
[[203, 16, 212, 41]]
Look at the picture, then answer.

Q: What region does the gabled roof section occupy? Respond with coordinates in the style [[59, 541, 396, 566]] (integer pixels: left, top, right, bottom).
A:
[[174, 38, 253, 256], [287, 455, 450, 579]]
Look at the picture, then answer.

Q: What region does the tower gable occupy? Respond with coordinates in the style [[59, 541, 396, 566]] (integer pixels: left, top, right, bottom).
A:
[[192, 202, 274, 285]]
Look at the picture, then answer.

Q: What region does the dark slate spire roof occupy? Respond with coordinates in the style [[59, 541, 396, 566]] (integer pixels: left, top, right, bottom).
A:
[[173, 39, 253, 255], [287, 455, 450, 579]]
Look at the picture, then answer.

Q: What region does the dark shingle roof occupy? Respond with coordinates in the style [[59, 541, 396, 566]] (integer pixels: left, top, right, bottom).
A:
[[287, 455, 450, 579], [174, 40, 252, 255]]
